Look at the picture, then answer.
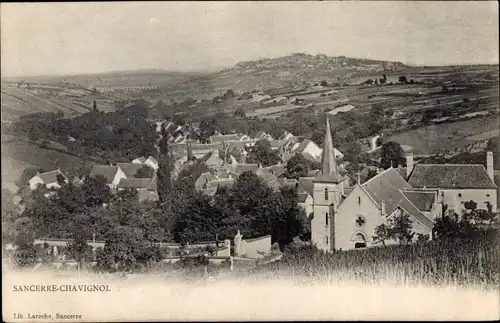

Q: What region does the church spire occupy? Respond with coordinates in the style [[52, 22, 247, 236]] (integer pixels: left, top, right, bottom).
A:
[[321, 116, 339, 177]]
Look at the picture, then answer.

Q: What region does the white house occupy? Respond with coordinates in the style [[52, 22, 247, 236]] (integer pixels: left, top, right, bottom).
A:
[[291, 139, 344, 163], [132, 156, 159, 170], [298, 193, 314, 217], [89, 165, 127, 189], [406, 151, 497, 214], [29, 170, 68, 190]]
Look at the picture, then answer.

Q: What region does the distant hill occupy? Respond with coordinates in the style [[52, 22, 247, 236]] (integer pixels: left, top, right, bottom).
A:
[[2, 69, 208, 90], [162, 53, 411, 99]]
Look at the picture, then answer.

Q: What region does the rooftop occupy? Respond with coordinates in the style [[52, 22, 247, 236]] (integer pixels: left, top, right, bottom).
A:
[[36, 170, 66, 184], [89, 166, 118, 183], [408, 164, 497, 189]]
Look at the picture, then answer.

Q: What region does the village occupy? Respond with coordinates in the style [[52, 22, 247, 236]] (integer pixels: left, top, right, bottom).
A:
[[9, 111, 497, 268]]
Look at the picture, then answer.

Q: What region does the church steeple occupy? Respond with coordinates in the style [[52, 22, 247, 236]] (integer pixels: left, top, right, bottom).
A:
[[320, 116, 340, 180]]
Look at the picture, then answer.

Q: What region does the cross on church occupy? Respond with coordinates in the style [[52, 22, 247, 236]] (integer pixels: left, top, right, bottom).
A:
[[356, 215, 365, 227]]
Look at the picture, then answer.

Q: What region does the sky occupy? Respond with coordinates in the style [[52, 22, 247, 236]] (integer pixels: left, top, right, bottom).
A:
[[1, 1, 498, 77]]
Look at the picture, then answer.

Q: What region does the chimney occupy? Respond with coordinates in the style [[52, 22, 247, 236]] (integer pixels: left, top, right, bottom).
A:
[[381, 201, 386, 217], [486, 151, 494, 182], [406, 153, 414, 178]]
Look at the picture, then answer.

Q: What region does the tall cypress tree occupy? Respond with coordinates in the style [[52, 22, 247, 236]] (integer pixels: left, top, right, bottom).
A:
[[157, 135, 174, 204], [92, 100, 98, 112]]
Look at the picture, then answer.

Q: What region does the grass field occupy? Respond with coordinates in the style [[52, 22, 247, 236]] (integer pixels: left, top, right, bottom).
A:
[[1, 140, 86, 185], [386, 116, 499, 154]]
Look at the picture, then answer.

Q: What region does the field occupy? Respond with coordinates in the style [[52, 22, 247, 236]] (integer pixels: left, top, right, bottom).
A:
[[1, 140, 86, 186], [1, 83, 117, 121], [386, 116, 499, 154]]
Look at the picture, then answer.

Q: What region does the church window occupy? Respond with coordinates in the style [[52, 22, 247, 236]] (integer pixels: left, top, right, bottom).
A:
[[357, 196, 361, 205], [356, 215, 366, 227], [486, 194, 490, 198], [325, 236, 329, 245], [458, 193, 462, 198], [324, 188, 329, 200], [325, 212, 329, 226]]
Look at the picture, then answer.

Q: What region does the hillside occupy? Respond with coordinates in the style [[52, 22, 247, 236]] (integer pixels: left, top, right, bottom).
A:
[[0, 82, 118, 121], [2, 70, 207, 90], [157, 53, 411, 100]]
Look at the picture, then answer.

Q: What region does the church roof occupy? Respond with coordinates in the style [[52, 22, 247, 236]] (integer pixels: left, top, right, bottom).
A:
[[408, 164, 496, 189], [362, 168, 412, 212], [360, 168, 434, 229], [315, 117, 343, 183], [401, 190, 436, 212]]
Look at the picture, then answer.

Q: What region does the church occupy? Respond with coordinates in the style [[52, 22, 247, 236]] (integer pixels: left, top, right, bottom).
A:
[[310, 118, 497, 252]]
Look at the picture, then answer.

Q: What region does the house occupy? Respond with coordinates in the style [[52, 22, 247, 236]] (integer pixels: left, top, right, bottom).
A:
[[260, 164, 286, 177], [116, 163, 145, 178], [209, 134, 240, 144], [144, 156, 159, 170], [327, 104, 356, 116], [195, 172, 218, 191], [279, 131, 295, 142], [203, 178, 235, 196], [29, 169, 68, 190], [253, 131, 272, 141], [199, 151, 221, 168], [89, 165, 127, 189], [132, 157, 147, 164], [311, 118, 438, 251], [291, 139, 344, 163], [406, 152, 497, 214], [298, 193, 314, 217], [116, 177, 158, 202], [133, 156, 159, 170], [256, 171, 280, 191]]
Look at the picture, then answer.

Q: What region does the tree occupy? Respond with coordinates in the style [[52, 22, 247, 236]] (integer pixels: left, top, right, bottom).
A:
[[97, 225, 161, 271], [283, 153, 315, 179], [92, 100, 98, 112], [67, 229, 93, 266], [13, 217, 34, 246], [247, 139, 281, 167], [234, 107, 246, 118], [380, 141, 405, 169], [136, 165, 154, 178], [373, 212, 415, 246], [223, 89, 235, 99], [81, 175, 112, 208], [398, 76, 408, 84], [157, 138, 174, 204], [365, 168, 378, 181], [320, 80, 328, 87]]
